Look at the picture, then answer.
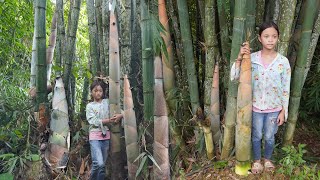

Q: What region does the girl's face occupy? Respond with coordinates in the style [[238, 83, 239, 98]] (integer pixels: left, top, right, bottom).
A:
[[92, 85, 103, 102], [258, 27, 279, 51]]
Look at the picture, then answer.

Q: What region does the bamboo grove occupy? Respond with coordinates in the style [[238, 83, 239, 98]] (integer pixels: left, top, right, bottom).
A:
[[3, 0, 320, 179]]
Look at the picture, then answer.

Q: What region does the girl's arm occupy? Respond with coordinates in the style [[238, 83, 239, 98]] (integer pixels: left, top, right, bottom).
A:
[[230, 42, 251, 81]]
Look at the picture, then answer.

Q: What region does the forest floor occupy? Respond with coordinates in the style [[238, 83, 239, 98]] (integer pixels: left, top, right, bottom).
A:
[[184, 121, 320, 179], [69, 121, 320, 180]]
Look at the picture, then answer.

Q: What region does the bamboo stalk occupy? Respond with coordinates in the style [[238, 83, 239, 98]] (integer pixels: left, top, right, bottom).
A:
[[210, 63, 221, 156], [109, 10, 124, 178], [221, 0, 247, 160], [235, 42, 252, 176], [153, 56, 170, 179], [86, 0, 100, 76], [284, 0, 318, 146], [124, 75, 139, 180], [277, 0, 297, 56]]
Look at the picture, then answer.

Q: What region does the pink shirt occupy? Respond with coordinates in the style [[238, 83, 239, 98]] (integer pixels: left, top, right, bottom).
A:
[[89, 131, 110, 140]]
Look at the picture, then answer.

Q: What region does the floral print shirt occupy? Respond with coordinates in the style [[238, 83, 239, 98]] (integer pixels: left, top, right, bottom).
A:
[[86, 99, 110, 136], [231, 51, 291, 120]]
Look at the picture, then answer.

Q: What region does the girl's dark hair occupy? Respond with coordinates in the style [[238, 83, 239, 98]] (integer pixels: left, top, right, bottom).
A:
[[258, 21, 279, 36], [90, 80, 109, 99]]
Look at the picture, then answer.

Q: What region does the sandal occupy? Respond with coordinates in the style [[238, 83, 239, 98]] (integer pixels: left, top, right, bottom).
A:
[[264, 160, 275, 172], [251, 161, 264, 174]]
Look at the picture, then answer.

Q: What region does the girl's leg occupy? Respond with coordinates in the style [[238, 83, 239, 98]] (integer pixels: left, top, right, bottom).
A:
[[90, 140, 106, 180], [252, 112, 265, 160], [263, 111, 280, 160], [101, 140, 110, 163]]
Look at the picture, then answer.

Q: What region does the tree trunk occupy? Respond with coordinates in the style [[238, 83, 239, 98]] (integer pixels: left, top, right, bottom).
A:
[[277, 0, 297, 56], [221, 0, 247, 160], [153, 56, 170, 179], [86, 0, 100, 76], [284, 0, 319, 146], [124, 75, 140, 180], [109, 10, 125, 179]]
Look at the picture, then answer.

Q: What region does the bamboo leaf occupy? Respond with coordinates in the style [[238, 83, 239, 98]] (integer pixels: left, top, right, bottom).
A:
[[147, 154, 161, 171], [136, 155, 147, 177], [133, 152, 146, 163]]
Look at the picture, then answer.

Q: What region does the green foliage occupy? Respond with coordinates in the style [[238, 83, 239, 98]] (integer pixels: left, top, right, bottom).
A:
[[0, 172, 14, 180], [277, 144, 320, 179]]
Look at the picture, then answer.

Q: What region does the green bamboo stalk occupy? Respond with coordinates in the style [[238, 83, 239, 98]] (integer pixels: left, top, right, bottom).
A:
[[130, 0, 144, 122], [217, 0, 232, 61], [35, 0, 47, 106], [246, 0, 256, 51], [95, 0, 105, 75], [203, 0, 218, 158], [101, 0, 109, 76], [141, 0, 154, 122], [255, 0, 265, 25], [235, 42, 252, 176], [63, 0, 81, 98], [284, 0, 318, 146], [221, 0, 247, 160], [119, 0, 131, 75], [86, 0, 100, 76], [55, 0, 65, 77], [303, 10, 320, 82], [153, 56, 170, 179], [30, 29, 36, 88], [124, 75, 139, 180], [273, 0, 280, 24], [177, 0, 200, 115], [109, 10, 125, 179], [277, 0, 297, 56]]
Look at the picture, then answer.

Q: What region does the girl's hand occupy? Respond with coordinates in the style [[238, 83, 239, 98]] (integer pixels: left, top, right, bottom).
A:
[[237, 42, 251, 62], [277, 110, 285, 126], [113, 114, 123, 123]]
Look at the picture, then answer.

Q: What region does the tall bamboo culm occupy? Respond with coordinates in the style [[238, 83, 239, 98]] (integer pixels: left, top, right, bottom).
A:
[[283, 0, 319, 146], [277, 0, 297, 56], [35, 0, 47, 107], [153, 56, 170, 179], [221, 0, 247, 160], [124, 75, 139, 179], [235, 42, 252, 176], [109, 10, 124, 179], [141, 0, 154, 122]]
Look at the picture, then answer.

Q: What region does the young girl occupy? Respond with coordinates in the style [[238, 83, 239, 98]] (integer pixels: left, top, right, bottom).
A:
[[231, 21, 291, 174], [86, 80, 123, 180]]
